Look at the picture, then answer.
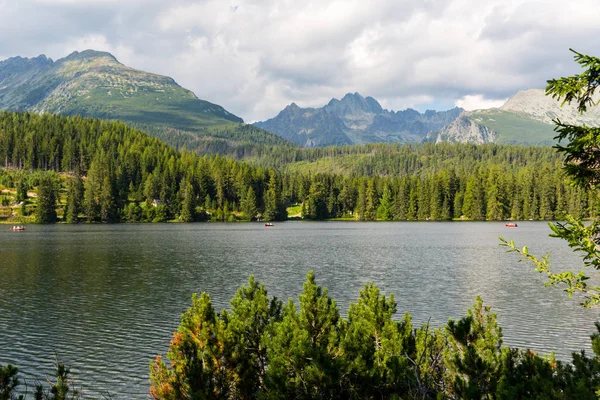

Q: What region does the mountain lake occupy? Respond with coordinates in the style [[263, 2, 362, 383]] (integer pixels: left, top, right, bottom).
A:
[[1, 221, 599, 398]]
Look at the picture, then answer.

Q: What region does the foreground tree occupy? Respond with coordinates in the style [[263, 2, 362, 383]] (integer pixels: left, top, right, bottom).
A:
[[149, 277, 281, 399], [264, 271, 343, 398], [502, 50, 600, 307], [0, 361, 81, 400], [150, 273, 600, 399]]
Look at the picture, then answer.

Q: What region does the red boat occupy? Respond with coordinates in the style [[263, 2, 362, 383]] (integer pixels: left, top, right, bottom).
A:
[[10, 226, 25, 231], [505, 223, 518, 228], [264, 223, 274, 227]]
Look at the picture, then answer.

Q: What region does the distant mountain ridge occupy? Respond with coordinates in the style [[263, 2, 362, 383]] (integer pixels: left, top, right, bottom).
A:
[[255, 93, 463, 147], [0, 49, 289, 153], [435, 89, 600, 145]]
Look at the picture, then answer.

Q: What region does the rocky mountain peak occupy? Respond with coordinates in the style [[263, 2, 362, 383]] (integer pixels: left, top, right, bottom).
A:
[[329, 92, 383, 115], [255, 93, 463, 147], [63, 49, 119, 64], [500, 88, 600, 125]]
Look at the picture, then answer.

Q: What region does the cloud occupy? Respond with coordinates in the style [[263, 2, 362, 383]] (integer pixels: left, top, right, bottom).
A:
[[455, 95, 507, 111], [0, 0, 599, 121]]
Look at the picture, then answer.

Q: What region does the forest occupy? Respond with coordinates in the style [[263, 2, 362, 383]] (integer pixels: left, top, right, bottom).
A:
[[0, 111, 595, 223]]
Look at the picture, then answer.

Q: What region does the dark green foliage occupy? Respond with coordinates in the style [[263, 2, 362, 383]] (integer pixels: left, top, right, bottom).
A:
[[35, 174, 57, 224], [65, 172, 83, 223], [149, 276, 282, 399], [15, 175, 27, 203], [150, 274, 600, 399], [0, 364, 23, 400], [265, 271, 342, 398], [240, 186, 258, 221], [0, 110, 597, 223], [0, 112, 291, 223], [1, 361, 80, 400]]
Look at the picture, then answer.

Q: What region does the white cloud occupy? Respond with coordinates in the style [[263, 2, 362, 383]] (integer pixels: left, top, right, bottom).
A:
[[0, 0, 599, 121], [455, 95, 508, 111]]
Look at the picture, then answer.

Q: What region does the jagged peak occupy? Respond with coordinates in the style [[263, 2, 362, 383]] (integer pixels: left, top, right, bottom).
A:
[[341, 92, 365, 102], [0, 54, 54, 67]]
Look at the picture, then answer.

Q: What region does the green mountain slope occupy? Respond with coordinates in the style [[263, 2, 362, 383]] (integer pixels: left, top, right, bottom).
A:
[[468, 110, 556, 145], [0, 50, 289, 153], [435, 89, 600, 145]]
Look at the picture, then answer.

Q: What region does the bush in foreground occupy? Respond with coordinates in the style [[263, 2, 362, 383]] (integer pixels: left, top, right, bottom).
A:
[[150, 273, 600, 399]]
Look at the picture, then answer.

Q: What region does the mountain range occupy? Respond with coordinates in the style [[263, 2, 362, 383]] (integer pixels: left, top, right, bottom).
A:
[[3, 49, 600, 151], [0, 50, 288, 152], [254, 93, 463, 147]]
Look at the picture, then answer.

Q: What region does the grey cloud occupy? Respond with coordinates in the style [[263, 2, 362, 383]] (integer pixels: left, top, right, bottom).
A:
[[1, 0, 600, 121]]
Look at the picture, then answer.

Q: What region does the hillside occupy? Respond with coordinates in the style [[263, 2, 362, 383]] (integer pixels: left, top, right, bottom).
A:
[[436, 89, 600, 145], [255, 93, 463, 147], [0, 50, 289, 153]]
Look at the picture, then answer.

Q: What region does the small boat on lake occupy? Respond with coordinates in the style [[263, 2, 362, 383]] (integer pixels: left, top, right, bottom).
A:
[[10, 225, 25, 231], [265, 223, 274, 227], [505, 223, 518, 228]]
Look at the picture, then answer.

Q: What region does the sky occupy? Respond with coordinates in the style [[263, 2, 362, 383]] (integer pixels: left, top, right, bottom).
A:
[[0, 0, 599, 122]]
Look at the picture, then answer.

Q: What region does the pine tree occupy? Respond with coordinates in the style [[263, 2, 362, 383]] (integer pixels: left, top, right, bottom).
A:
[[364, 179, 378, 220], [15, 175, 27, 203], [99, 176, 117, 223], [65, 172, 84, 223], [265, 272, 342, 398], [36, 174, 57, 224], [149, 293, 231, 399], [377, 183, 393, 220], [263, 170, 285, 221], [241, 186, 257, 221], [180, 181, 195, 222]]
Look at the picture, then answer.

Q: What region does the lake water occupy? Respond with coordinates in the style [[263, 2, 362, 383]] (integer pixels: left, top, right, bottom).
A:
[[1, 222, 599, 398]]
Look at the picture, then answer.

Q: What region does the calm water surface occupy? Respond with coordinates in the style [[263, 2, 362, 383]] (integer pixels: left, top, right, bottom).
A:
[[1, 222, 599, 398]]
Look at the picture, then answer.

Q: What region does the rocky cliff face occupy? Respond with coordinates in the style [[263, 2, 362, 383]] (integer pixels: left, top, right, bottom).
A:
[[436, 113, 497, 144], [255, 93, 463, 147], [500, 88, 600, 125]]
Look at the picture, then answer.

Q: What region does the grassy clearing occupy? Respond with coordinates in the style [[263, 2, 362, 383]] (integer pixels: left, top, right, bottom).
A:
[[469, 110, 556, 145], [286, 204, 303, 218]]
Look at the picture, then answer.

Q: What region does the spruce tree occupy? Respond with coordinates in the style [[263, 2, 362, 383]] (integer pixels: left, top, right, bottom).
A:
[[241, 186, 257, 221], [65, 172, 84, 224], [180, 181, 195, 222], [36, 174, 57, 224]]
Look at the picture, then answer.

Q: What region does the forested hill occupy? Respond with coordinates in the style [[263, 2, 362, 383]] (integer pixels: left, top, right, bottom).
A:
[[0, 50, 290, 154], [0, 111, 595, 223], [246, 142, 562, 176]]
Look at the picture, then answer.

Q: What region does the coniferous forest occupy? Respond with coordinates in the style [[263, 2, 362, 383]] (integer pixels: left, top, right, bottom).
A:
[[0, 111, 595, 224]]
